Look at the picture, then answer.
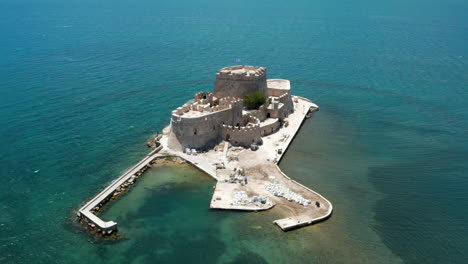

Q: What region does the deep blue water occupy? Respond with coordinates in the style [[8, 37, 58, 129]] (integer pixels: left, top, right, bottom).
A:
[[1, 0, 467, 263]]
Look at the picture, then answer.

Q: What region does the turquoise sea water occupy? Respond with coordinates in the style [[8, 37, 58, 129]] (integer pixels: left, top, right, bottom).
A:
[[1, 0, 467, 263]]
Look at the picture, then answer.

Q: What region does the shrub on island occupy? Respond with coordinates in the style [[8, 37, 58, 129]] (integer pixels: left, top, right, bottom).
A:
[[243, 91, 265, 110]]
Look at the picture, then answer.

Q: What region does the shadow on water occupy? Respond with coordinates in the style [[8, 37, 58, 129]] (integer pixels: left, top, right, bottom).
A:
[[369, 149, 468, 264]]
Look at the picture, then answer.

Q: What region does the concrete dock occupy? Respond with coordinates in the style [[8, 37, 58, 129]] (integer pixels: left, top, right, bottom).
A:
[[78, 145, 163, 232]]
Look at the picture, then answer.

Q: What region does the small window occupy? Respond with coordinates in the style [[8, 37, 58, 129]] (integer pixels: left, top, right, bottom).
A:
[[194, 129, 197, 135]]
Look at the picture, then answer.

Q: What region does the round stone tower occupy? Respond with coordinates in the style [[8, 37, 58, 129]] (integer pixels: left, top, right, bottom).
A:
[[213, 65, 267, 99]]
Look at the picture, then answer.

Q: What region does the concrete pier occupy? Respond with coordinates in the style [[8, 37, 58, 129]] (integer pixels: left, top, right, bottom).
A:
[[78, 145, 163, 231]]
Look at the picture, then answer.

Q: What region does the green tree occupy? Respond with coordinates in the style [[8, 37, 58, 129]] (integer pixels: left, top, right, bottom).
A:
[[243, 91, 266, 110]]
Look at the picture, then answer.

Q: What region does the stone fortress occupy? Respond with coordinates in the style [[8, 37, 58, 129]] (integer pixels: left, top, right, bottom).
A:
[[168, 65, 295, 151], [77, 65, 332, 235]]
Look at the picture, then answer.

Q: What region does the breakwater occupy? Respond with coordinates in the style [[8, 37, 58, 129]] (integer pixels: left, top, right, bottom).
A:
[[77, 144, 163, 234]]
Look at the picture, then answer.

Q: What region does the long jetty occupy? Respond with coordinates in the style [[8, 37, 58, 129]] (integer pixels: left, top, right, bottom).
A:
[[78, 145, 163, 232]]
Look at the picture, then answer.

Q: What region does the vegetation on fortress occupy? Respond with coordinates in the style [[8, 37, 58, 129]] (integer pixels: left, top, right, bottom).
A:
[[243, 91, 266, 110]]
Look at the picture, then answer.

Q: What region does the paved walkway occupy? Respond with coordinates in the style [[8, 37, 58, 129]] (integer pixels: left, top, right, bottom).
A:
[[78, 146, 163, 231]]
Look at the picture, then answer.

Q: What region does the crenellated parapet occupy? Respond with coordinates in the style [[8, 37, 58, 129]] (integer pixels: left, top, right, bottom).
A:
[[168, 65, 297, 151], [171, 96, 242, 120], [194, 91, 214, 105], [220, 115, 262, 147], [216, 65, 267, 80], [168, 96, 245, 151], [219, 96, 242, 109]]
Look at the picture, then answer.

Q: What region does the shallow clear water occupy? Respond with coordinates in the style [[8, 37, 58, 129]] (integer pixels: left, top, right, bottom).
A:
[[1, 0, 467, 263]]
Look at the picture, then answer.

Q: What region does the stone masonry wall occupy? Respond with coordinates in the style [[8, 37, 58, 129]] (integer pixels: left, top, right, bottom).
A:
[[246, 105, 267, 122], [278, 92, 294, 119], [220, 116, 262, 147], [168, 98, 244, 151], [213, 66, 267, 99], [260, 119, 281, 136]]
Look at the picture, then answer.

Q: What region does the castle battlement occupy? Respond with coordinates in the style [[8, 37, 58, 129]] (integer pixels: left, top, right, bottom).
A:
[[216, 65, 266, 81], [168, 65, 294, 150], [221, 115, 260, 132], [194, 91, 214, 105]]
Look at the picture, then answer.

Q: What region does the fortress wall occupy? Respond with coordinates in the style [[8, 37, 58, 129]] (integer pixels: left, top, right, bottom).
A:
[[260, 119, 281, 136], [248, 115, 260, 124], [221, 122, 262, 148], [268, 87, 288, 97], [246, 105, 267, 122], [168, 101, 244, 151], [213, 66, 267, 99], [278, 92, 294, 119], [266, 108, 280, 119], [267, 79, 291, 96], [195, 91, 214, 105], [172, 96, 238, 117]]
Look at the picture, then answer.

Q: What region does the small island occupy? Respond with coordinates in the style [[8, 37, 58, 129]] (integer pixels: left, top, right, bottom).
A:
[[77, 65, 332, 235]]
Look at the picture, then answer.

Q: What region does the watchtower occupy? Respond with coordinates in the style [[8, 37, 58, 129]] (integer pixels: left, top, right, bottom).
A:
[[213, 65, 267, 99]]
